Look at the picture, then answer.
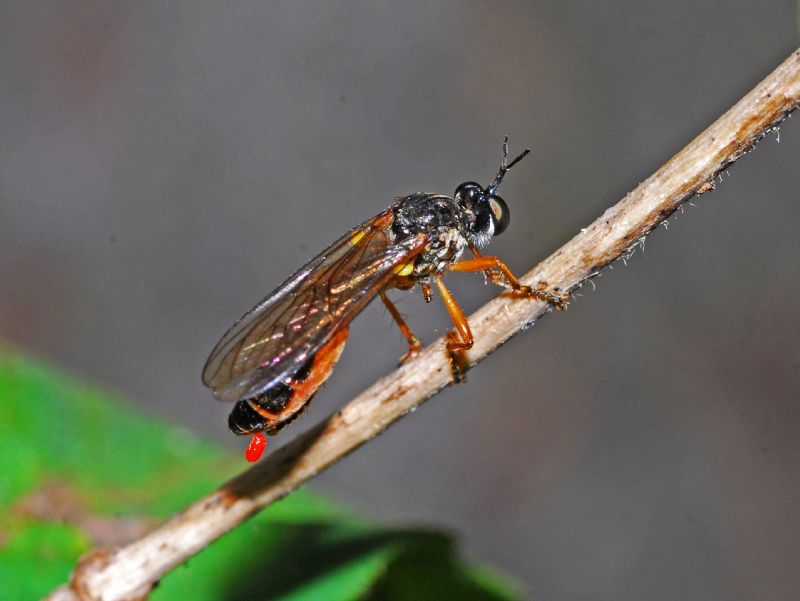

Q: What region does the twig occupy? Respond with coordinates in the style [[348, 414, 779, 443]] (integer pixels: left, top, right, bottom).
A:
[[49, 48, 800, 601]]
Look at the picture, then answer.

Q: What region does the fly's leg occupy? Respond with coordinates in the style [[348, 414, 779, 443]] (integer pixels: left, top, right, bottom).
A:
[[380, 291, 422, 364], [434, 277, 473, 352], [467, 245, 504, 287], [450, 255, 568, 309], [434, 276, 472, 383], [420, 282, 433, 303]]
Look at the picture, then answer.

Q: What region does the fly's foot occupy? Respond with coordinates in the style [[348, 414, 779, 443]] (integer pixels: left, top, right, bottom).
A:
[[445, 331, 470, 384], [398, 338, 423, 365], [516, 281, 569, 310]]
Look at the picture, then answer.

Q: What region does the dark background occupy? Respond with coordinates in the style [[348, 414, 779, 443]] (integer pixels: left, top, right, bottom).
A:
[[2, 2, 799, 599]]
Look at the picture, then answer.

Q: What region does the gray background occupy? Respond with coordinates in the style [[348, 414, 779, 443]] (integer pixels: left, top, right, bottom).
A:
[[2, 2, 799, 599]]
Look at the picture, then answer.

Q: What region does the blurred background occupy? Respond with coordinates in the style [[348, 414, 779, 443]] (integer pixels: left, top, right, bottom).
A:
[[1, 2, 799, 599]]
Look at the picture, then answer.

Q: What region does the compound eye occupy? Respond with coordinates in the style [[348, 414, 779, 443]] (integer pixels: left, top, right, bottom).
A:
[[487, 194, 510, 236], [454, 181, 484, 203]]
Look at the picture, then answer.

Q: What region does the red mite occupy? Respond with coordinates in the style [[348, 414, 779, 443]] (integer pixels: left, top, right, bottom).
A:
[[202, 139, 566, 461], [245, 432, 267, 462]]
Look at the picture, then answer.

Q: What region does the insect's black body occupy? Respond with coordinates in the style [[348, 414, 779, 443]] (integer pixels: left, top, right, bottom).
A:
[[228, 352, 315, 435], [204, 139, 562, 452], [224, 190, 480, 437]]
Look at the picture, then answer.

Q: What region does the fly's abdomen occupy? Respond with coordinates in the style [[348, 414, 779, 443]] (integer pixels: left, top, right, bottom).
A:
[[228, 327, 350, 436]]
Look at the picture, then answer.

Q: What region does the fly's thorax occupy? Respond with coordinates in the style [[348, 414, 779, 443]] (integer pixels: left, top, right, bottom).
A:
[[391, 193, 471, 279], [416, 226, 467, 276]]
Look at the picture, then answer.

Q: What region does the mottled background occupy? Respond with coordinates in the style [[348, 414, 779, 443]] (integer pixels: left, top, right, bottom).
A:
[[2, 2, 799, 599]]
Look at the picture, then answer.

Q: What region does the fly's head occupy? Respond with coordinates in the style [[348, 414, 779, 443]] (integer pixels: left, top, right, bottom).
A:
[[454, 180, 510, 248], [454, 138, 529, 248]]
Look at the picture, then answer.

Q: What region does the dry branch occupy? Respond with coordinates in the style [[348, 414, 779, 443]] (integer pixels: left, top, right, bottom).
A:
[[49, 47, 800, 601]]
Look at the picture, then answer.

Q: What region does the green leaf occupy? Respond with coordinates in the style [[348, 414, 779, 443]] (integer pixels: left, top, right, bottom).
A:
[[0, 521, 90, 601], [0, 343, 520, 600]]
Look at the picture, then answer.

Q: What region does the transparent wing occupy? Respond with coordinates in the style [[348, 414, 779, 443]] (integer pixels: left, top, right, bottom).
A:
[[202, 209, 426, 402]]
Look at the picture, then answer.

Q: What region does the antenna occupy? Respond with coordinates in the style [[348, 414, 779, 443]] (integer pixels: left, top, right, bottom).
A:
[[486, 136, 530, 195]]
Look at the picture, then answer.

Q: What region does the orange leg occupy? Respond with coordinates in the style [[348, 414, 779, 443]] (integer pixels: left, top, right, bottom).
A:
[[434, 276, 473, 383], [420, 282, 433, 303], [449, 256, 568, 309], [380, 292, 422, 364], [434, 276, 473, 352], [467, 244, 504, 287], [468, 244, 483, 258]]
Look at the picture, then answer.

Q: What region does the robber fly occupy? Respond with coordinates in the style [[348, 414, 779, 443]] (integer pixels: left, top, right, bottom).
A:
[[203, 139, 566, 461]]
